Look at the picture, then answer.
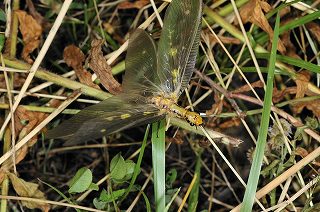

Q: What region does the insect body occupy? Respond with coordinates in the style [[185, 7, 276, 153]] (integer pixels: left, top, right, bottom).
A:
[[47, 0, 203, 145], [150, 95, 203, 126]]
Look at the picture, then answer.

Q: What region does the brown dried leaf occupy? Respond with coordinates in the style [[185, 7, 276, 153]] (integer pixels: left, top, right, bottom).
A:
[[240, 0, 285, 54], [232, 80, 264, 93], [219, 118, 241, 129], [1, 145, 29, 172], [206, 92, 224, 116], [290, 71, 320, 117], [306, 22, 320, 43], [88, 39, 122, 94], [64, 45, 85, 69], [272, 88, 286, 103], [8, 173, 50, 211], [63, 45, 100, 89], [280, 18, 300, 58], [103, 22, 115, 35], [295, 147, 309, 158], [291, 71, 310, 114], [118, 0, 149, 9], [15, 10, 42, 64], [295, 71, 310, 98], [206, 100, 223, 116], [279, 6, 291, 18], [272, 87, 295, 103], [26, 0, 50, 29], [305, 99, 320, 118], [209, 34, 241, 45], [0, 73, 26, 89], [15, 106, 48, 146]]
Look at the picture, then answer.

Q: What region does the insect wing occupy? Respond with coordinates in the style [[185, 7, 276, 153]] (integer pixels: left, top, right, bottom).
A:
[[47, 94, 162, 145], [122, 29, 161, 95], [157, 0, 202, 96]]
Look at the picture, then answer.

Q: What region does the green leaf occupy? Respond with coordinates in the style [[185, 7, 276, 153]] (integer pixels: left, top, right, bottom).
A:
[[123, 160, 136, 181], [110, 153, 138, 183], [110, 153, 127, 181], [93, 198, 107, 210], [0, 34, 5, 52], [166, 169, 177, 188], [0, 9, 6, 22], [68, 167, 93, 193], [88, 183, 99, 191], [95, 188, 126, 205]]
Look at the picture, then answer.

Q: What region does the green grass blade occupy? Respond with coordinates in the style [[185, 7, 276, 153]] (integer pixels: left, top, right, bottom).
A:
[[256, 53, 320, 74], [188, 151, 202, 212], [240, 12, 281, 212], [256, 10, 320, 46], [152, 119, 166, 212], [165, 187, 181, 211], [142, 192, 152, 212]]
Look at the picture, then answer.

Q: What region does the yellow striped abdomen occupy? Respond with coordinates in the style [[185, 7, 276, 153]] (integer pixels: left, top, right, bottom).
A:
[[151, 96, 203, 126]]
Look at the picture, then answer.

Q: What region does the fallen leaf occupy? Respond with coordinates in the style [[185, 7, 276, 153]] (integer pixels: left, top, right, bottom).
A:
[[15, 10, 42, 64], [206, 92, 224, 116], [240, 0, 285, 54], [209, 34, 241, 45], [15, 106, 48, 146], [305, 99, 320, 118], [219, 118, 241, 129], [26, 0, 51, 29], [63, 45, 100, 89], [118, 0, 149, 9], [272, 87, 296, 103], [295, 147, 309, 158], [296, 71, 310, 98], [306, 22, 320, 43], [292, 71, 311, 114], [103, 22, 115, 35], [279, 5, 291, 18], [206, 99, 223, 116], [88, 39, 122, 94], [166, 132, 184, 145], [280, 18, 300, 59], [232, 80, 264, 93], [0, 73, 26, 89], [8, 172, 50, 211]]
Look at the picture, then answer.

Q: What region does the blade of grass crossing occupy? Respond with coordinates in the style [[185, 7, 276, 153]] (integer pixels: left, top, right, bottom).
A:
[[152, 119, 166, 212], [142, 192, 152, 212], [240, 12, 281, 212], [165, 187, 181, 211]]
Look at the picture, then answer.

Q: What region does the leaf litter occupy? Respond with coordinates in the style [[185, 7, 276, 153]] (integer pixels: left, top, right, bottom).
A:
[[1, 0, 320, 211]]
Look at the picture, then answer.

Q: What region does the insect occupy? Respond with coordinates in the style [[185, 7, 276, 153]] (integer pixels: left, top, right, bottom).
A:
[[47, 0, 203, 145]]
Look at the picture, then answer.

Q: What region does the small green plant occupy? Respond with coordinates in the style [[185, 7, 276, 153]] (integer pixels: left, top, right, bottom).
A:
[[68, 167, 99, 194]]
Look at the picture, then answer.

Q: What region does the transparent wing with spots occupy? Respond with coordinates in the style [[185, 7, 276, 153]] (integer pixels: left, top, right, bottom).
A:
[[46, 94, 163, 145], [122, 29, 161, 96], [157, 0, 202, 96]]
